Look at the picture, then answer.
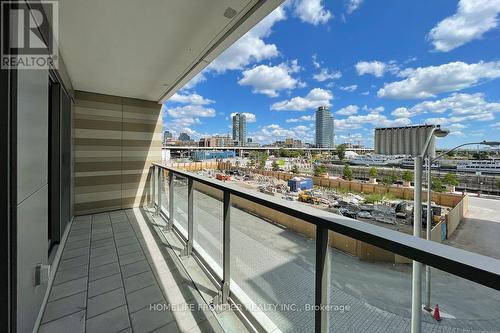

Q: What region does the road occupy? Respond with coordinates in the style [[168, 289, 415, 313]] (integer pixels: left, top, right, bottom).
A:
[[162, 183, 500, 332], [445, 197, 500, 259]]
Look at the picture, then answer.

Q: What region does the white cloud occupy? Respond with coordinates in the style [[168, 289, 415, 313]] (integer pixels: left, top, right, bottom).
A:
[[313, 68, 342, 82], [363, 105, 385, 113], [428, 0, 500, 52], [208, 7, 286, 73], [337, 105, 359, 115], [169, 92, 213, 105], [340, 84, 358, 92], [230, 112, 257, 123], [378, 61, 500, 99], [238, 61, 303, 97], [292, 0, 332, 25], [312, 54, 321, 69], [271, 88, 333, 111], [392, 93, 500, 123], [361, 91, 370, 95], [167, 105, 216, 118], [492, 122, 500, 129], [425, 113, 494, 125], [355, 61, 387, 77], [251, 123, 315, 143], [286, 115, 315, 123], [346, 0, 363, 14]]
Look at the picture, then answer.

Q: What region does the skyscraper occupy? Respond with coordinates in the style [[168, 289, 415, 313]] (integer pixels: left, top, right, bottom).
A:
[[315, 106, 334, 148], [232, 113, 247, 146]]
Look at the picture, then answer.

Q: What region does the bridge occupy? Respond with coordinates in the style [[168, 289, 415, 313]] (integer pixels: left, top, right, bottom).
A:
[[163, 145, 374, 158]]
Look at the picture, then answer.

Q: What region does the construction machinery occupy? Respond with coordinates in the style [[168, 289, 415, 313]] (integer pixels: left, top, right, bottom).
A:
[[298, 190, 320, 205]]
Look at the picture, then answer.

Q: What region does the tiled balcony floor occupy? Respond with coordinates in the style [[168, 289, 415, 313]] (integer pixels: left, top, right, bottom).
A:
[[38, 208, 227, 333]]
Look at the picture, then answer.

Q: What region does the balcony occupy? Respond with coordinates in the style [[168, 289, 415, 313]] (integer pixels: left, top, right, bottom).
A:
[[36, 163, 500, 333]]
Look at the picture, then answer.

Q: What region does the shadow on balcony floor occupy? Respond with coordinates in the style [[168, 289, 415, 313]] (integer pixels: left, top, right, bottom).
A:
[[37, 208, 234, 333]]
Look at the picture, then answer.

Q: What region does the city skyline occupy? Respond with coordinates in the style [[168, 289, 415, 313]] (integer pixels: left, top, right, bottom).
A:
[[162, 0, 500, 148]]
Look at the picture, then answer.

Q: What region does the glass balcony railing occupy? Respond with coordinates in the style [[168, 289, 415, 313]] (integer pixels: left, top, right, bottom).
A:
[[150, 163, 500, 333]]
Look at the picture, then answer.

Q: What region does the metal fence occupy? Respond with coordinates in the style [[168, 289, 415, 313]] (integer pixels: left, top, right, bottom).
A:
[[150, 163, 500, 333]]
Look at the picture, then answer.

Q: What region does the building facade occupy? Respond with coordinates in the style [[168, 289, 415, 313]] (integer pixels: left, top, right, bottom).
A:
[[232, 113, 247, 146], [198, 134, 233, 147], [315, 106, 334, 148]]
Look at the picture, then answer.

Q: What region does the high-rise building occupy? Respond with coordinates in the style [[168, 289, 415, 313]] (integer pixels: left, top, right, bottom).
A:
[[178, 132, 191, 141], [232, 113, 247, 146], [315, 106, 334, 148]]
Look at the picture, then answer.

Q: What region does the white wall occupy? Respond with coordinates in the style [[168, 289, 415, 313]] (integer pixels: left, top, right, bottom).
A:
[[16, 69, 49, 333]]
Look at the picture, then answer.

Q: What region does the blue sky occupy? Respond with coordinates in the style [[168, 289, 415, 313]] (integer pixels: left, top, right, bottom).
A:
[[163, 0, 500, 148]]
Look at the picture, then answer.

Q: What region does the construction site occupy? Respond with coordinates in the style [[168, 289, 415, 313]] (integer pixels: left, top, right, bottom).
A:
[[196, 168, 451, 238]]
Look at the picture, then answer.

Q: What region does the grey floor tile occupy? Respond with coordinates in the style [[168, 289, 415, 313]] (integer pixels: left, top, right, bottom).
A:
[[65, 239, 90, 250], [58, 254, 89, 271], [86, 305, 130, 333], [119, 250, 146, 266], [66, 233, 91, 242], [150, 321, 181, 333], [91, 232, 114, 241], [48, 277, 88, 302], [90, 244, 117, 258], [91, 238, 115, 249], [115, 237, 139, 248], [38, 309, 86, 333], [89, 262, 120, 281], [88, 273, 123, 298], [130, 306, 175, 333], [121, 260, 151, 278], [117, 243, 143, 256], [41, 291, 87, 323], [114, 231, 137, 241], [89, 252, 118, 269], [126, 284, 165, 313], [123, 270, 157, 294], [87, 288, 126, 319], [54, 264, 88, 285], [61, 246, 90, 260]]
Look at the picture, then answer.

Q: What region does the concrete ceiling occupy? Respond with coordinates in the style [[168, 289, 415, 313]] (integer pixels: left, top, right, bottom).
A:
[[58, 0, 283, 102]]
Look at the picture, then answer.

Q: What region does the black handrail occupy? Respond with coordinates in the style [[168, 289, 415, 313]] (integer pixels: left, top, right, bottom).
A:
[[153, 162, 500, 292]]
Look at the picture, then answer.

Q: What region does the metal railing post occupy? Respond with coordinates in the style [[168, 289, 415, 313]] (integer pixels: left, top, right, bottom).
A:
[[425, 158, 432, 312], [222, 190, 231, 302], [168, 170, 174, 228], [156, 166, 162, 215], [315, 226, 330, 333], [411, 156, 423, 333], [149, 166, 154, 208], [181, 178, 194, 257]]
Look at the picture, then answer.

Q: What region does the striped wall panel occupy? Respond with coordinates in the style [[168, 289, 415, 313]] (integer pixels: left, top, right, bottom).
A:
[[73, 91, 161, 215]]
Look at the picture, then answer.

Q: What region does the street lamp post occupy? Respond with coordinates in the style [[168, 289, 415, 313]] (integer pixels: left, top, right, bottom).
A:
[[423, 140, 500, 312]]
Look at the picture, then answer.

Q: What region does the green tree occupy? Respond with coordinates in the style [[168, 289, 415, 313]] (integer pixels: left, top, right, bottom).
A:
[[369, 167, 378, 178], [432, 177, 445, 192], [291, 165, 299, 174], [496, 178, 500, 189], [472, 151, 489, 160], [271, 161, 280, 171], [314, 165, 327, 176], [402, 170, 413, 182], [443, 173, 459, 186], [343, 164, 353, 181], [336, 144, 347, 161]]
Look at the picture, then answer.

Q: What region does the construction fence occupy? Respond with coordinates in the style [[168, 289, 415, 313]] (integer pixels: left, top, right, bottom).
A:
[[164, 163, 469, 264]]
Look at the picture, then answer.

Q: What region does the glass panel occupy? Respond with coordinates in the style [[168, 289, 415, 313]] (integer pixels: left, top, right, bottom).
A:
[[192, 180, 223, 270], [419, 265, 500, 332], [328, 238, 412, 332], [159, 168, 169, 218], [173, 175, 188, 236], [230, 196, 316, 332]]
